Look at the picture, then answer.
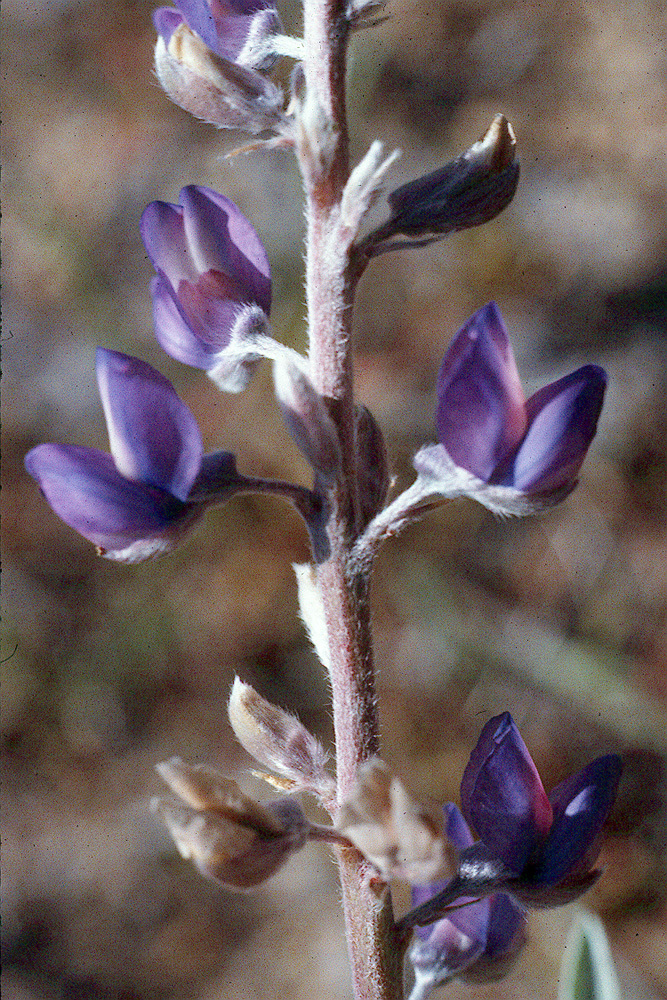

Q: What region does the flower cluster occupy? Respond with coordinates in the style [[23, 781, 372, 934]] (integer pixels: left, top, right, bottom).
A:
[[23, 0, 625, 994], [399, 713, 622, 927]]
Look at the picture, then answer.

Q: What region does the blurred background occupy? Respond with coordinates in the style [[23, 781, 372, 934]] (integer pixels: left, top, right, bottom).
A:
[[2, 0, 666, 996]]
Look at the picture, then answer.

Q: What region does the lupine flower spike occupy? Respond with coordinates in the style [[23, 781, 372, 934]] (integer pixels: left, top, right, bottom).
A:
[[399, 713, 622, 931], [141, 186, 282, 392], [413, 302, 607, 515], [25, 350, 328, 562], [407, 803, 526, 1000]]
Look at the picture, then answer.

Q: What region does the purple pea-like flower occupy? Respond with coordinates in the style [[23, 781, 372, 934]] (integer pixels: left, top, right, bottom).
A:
[[152, 3, 288, 134], [155, 0, 283, 71], [141, 186, 274, 390], [399, 713, 622, 929], [25, 350, 246, 562], [411, 302, 606, 516], [408, 803, 527, 999], [437, 302, 606, 498]]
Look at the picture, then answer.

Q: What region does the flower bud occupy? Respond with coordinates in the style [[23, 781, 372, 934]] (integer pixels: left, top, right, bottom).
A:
[[273, 354, 341, 484], [228, 677, 334, 795], [355, 405, 390, 528], [337, 759, 448, 883], [154, 16, 286, 133], [366, 115, 519, 253], [153, 757, 309, 889]]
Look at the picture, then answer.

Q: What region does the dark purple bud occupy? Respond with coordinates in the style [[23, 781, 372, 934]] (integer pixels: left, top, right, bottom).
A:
[[25, 351, 247, 562], [142, 187, 274, 388], [367, 115, 518, 255], [460, 712, 553, 875], [433, 302, 607, 504]]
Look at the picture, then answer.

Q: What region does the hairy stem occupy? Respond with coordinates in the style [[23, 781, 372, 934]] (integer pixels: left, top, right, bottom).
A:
[[300, 1, 404, 997]]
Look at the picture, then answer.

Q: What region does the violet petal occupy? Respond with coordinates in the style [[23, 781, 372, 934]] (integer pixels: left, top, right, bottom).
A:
[[153, 6, 185, 43], [24, 444, 189, 550], [531, 755, 622, 886], [460, 713, 552, 874], [96, 349, 202, 501], [152, 275, 225, 369], [436, 304, 526, 481], [180, 186, 272, 313], [495, 365, 607, 494], [141, 199, 196, 287]]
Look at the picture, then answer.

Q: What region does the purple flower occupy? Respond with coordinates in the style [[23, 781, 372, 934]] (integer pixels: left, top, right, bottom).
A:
[[399, 713, 622, 928], [435, 302, 606, 499], [25, 350, 246, 562], [408, 804, 526, 998], [141, 186, 273, 389], [154, 0, 283, 71], [152, 4, 287, 133]]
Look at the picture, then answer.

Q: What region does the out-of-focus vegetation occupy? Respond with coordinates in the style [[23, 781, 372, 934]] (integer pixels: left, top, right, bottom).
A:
[[2, 0, 666, 997]]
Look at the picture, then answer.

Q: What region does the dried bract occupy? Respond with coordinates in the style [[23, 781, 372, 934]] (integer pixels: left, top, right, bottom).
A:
[[228, 677, 334, 795], [337, 759, 448, 883], [154, 757, 309, 889]]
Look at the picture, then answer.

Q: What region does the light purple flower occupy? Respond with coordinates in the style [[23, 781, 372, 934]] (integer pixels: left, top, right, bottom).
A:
[[435, 302, 607, 499], [141, 186, 273, 389], [408, 803, 526, 998], [400, 714, 622, 929], [154, 0, 283, 71], [152, 4, 287, 133], [25, 350, 246, 562]]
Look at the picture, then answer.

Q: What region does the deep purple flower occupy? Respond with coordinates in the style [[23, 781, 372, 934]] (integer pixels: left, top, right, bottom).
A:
[[435, 302, 606, 500], [25, 350, 246, 562], [154, 0, 283, 71], [408, 803, 527, 998], [399, 713, 622, 929], [141, 186, 273, 388]]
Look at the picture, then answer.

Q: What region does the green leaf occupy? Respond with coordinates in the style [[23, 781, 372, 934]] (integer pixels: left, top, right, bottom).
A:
[[558, 912, 621, 1000]]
